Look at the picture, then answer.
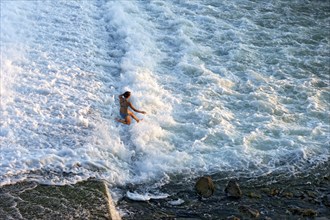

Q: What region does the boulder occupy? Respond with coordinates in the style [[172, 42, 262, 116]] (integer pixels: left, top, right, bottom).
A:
[[238, 205, 260, 218], [224, 179, 242, 198], [195, 176, 215, 198]]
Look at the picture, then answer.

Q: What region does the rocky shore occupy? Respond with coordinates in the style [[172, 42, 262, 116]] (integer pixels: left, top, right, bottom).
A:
[[0, 161, 329, 219], [118, 161, 330, 220]]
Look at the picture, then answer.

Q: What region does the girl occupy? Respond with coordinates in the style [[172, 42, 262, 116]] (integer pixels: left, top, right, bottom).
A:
[[116, 91, 146, 125]]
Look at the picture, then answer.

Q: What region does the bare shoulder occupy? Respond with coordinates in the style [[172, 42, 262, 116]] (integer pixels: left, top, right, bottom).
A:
[[128, 101, 134, 107]]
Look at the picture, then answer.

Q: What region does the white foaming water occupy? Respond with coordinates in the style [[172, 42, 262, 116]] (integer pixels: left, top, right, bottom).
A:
[[1, 0, 329, 191]]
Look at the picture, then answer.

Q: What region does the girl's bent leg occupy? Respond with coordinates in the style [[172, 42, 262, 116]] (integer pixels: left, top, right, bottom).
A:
[[116, 115, 131, 125], [125, 115, 131, 125], [129, 111, 140, 122], [116, 118, 127, 124]]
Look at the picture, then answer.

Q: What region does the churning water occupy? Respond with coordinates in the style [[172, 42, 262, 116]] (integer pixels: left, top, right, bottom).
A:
[[1, 0, 329, 195]]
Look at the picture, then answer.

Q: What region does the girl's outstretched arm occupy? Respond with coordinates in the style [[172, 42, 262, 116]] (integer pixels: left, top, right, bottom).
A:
[[129, 102, 146, 114]]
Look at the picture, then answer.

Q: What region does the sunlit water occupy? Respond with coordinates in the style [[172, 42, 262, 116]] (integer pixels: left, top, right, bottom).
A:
[[1, 0, 329, 199]]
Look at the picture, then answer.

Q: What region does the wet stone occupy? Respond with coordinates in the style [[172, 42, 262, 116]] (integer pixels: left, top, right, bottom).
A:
[[224, 179, 242, 199], [195, 176, 215, 198], [288, 207, 317, 217], [322, 194, 330, 207], [269, 188, 279, 196], [281, 191, 293, 198], [0, 179, 113, 220], [247, 192, 261, 199], [226, 215, 240, 220], [238, 205, 260, 218]]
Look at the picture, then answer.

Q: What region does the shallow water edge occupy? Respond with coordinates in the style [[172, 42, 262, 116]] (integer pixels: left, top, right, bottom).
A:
[[118, 160, 330, 219], [0, 160, 329, 219]]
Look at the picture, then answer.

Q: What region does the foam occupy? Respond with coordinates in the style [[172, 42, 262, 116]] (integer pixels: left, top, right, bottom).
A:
[[1, 0, 329, 189], [126, 191, 169, 201]]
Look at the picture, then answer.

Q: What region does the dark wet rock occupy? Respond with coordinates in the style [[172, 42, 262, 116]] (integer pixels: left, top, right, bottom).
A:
[[247, 192, 261, 199], [260, 187, 280, 196], [322, 194, 330, 207], [227, 215, 240, 220], [195, 176, 215, 198], [306, 190, 317, 198], [280, 191, 293, 198], [238, 205, 260, 218], [288, 206, 317, 217], [0, 179, 117, 220], [225, 179, 242, 198], [260, 187, 270, 194], [269, 188, 279, 196]]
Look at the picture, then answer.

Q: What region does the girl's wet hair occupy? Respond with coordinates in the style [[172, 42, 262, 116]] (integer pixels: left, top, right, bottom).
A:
[[123, 91, 131, 98]]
